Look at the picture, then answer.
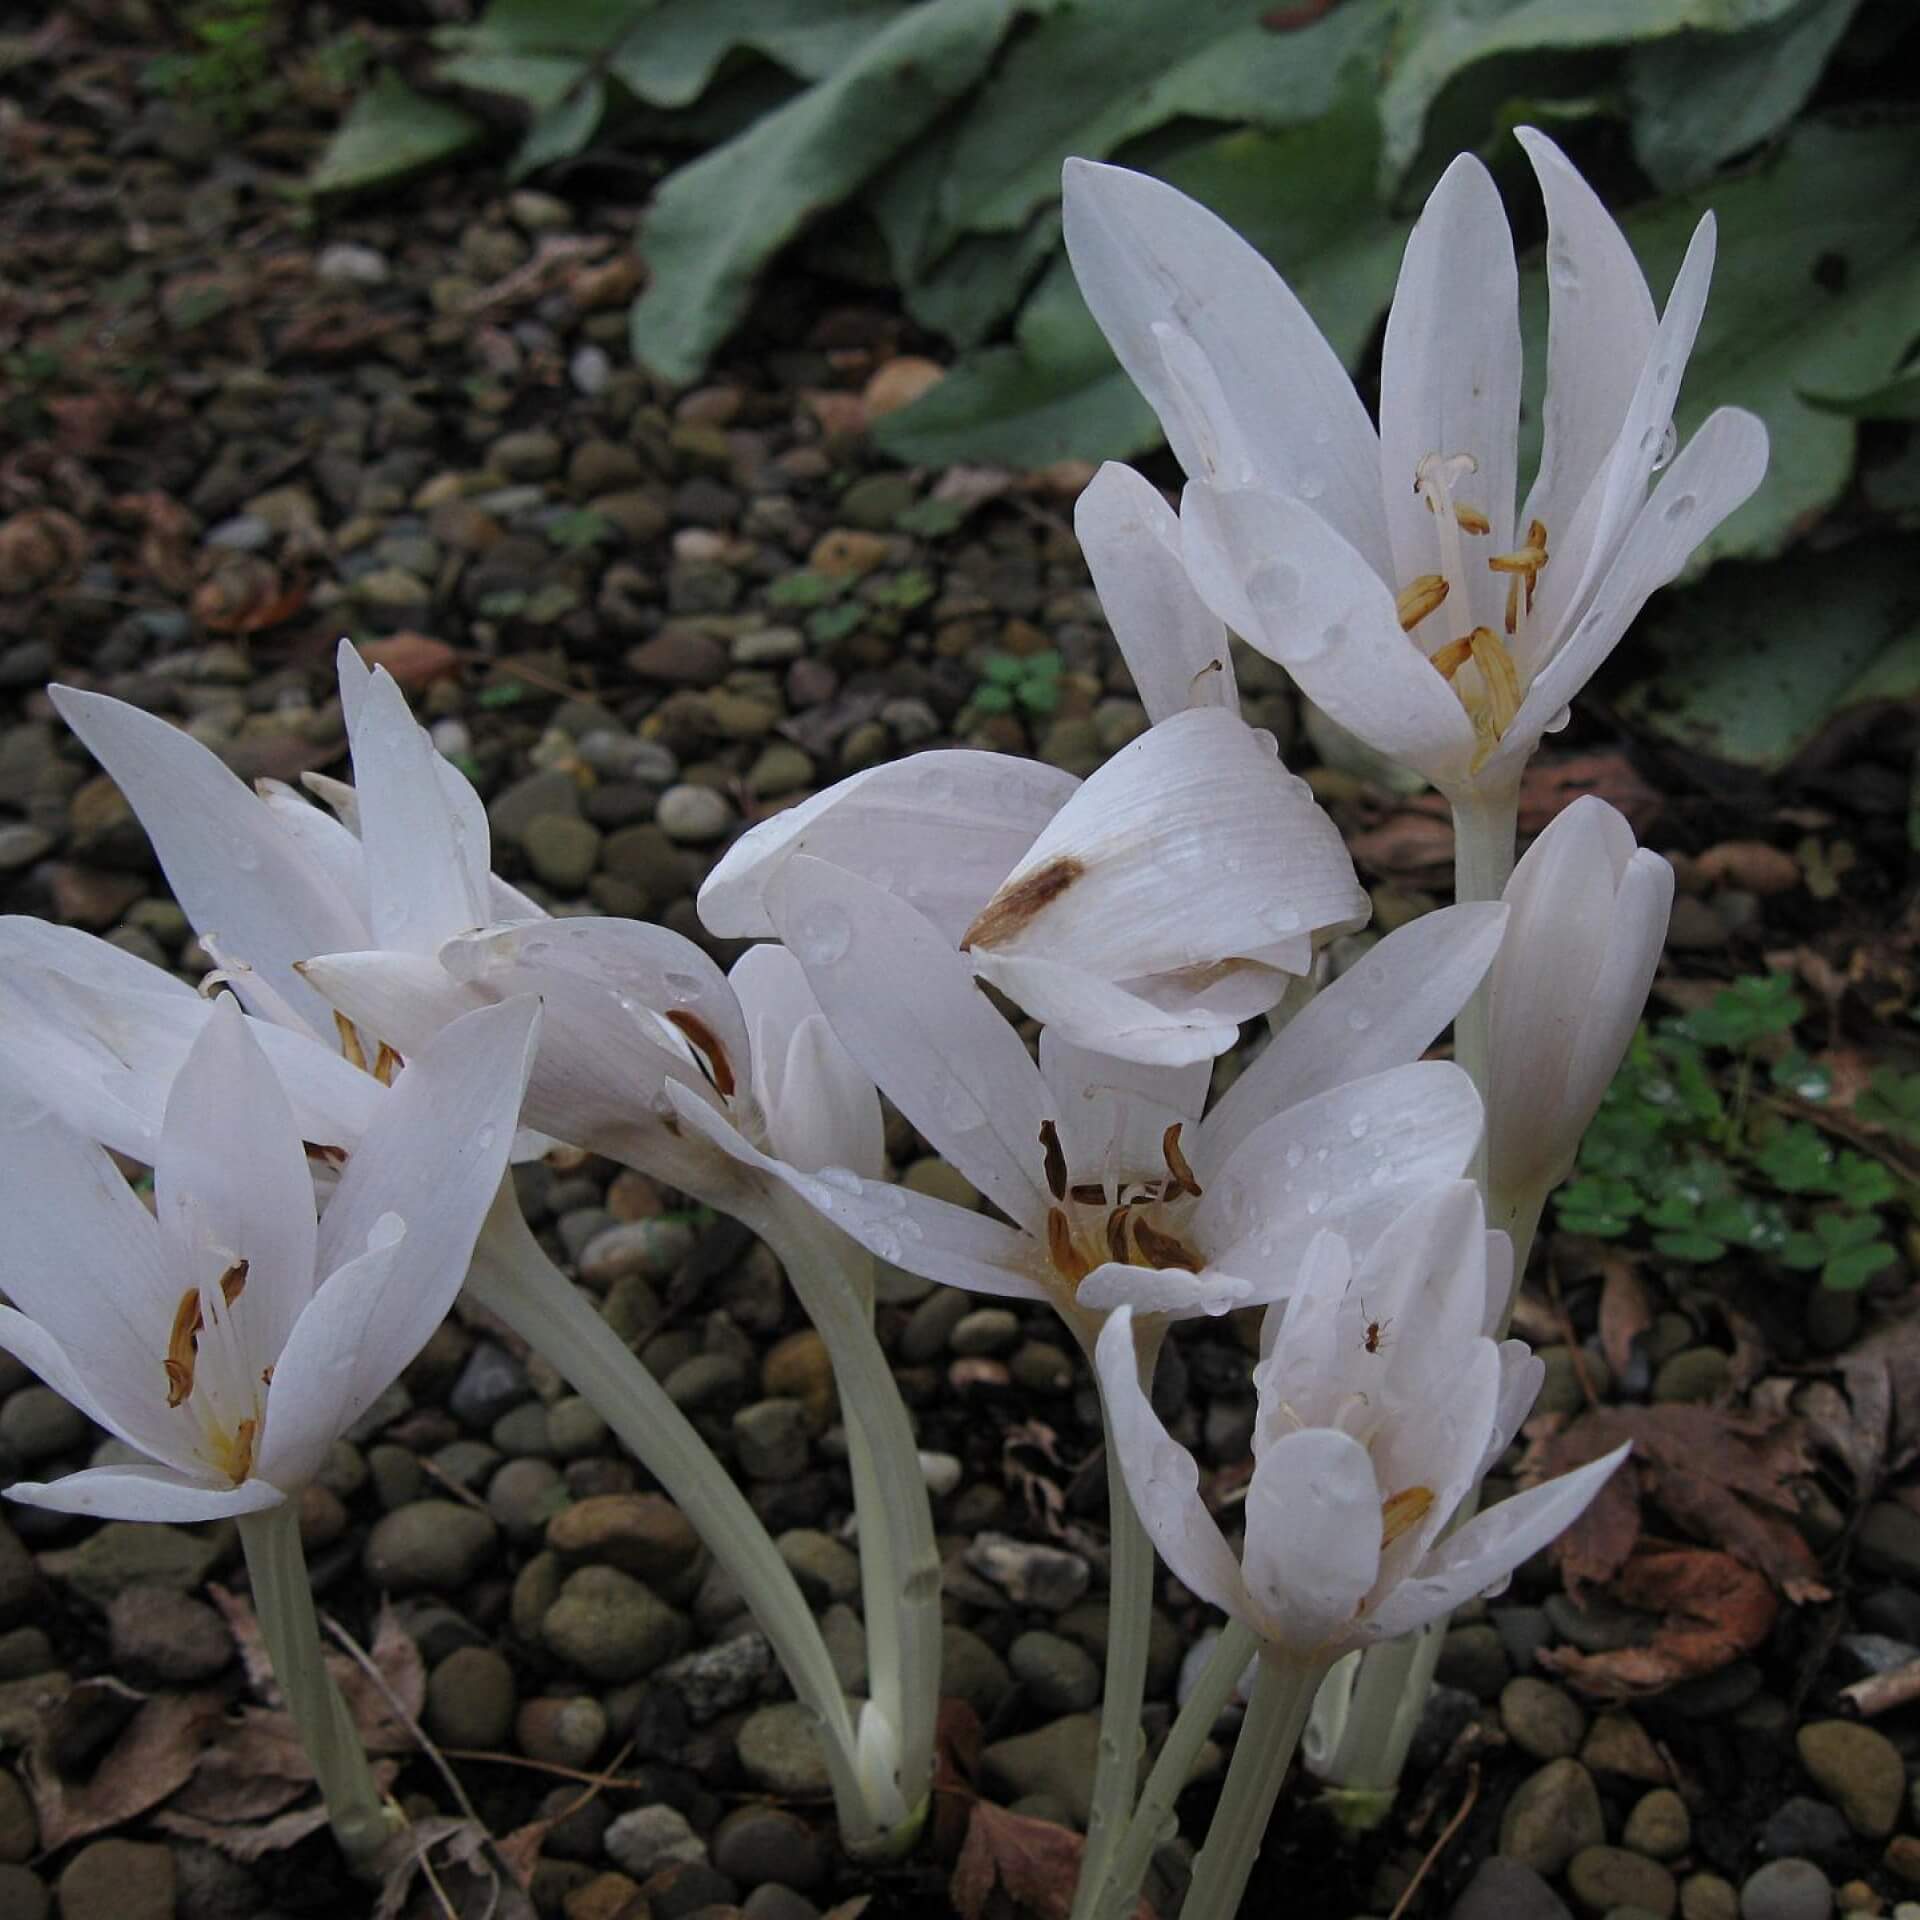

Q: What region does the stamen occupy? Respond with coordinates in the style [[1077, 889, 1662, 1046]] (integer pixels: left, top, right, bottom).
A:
[[372, 1043, 403, 1086], [1381, 1485, 1435, 1549], [333, 1010, 368, 1074], [1452, 504, 1491, 536], [227, 1416, 258, 1485], [1132, 1220, 1203, 1272], [1161, 1123, 1202, 1199], [1413, 454, 1479, 643], [1488, 519, 1549, 636], [1468, 629, 1523, 737], [1105, 1205, 1134, 1265], [1047, 1207, 1090, 1284], [1428, 637, 1474, 679], [305, 1142, 349, 1169], [165, 1288, 203, 1408], [1395, 574, 1450, 633], [1039, 1120, 1069, 1203], [665, 1009, 737, 1099], [1069, 1182, 1110, 1207], [218, 1258, 248, 1309]]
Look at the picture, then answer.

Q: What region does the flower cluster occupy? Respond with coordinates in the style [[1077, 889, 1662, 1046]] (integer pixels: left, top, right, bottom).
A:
[[0, 124, 1751, 1908]]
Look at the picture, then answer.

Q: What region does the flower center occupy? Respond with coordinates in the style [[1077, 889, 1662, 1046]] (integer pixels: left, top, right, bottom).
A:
[[1402, 453, 1551, 767], [163, 1257, 265, 1486], [1038, 1118, 1206, 1286]]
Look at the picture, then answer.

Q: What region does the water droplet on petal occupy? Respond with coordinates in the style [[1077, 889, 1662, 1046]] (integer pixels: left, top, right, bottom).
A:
[[1348, 1116, 1370, 1141], [1661, 490, 1698, 524], [475, 1123, 496, 1149], [1297, 471, 1326, 502], [793, 903, 852, 966], [1285, 1143, 1307, 1170], [1249, 559, 1301, 615], [1347, 1008, 1373, 1034]]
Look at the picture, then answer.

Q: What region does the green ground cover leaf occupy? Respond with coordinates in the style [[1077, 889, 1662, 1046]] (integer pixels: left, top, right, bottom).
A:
[[309, 70, 485, 195]]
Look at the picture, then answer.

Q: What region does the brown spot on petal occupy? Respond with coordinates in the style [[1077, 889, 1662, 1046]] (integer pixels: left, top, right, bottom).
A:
[[666, 1008, 736, 1099], [961, 856, 1084, 952]]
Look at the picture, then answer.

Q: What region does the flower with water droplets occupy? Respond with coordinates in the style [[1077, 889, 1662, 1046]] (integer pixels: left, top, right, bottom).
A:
[[677, 853, 1507, 1340], [1064, 127, 1769, 801], [0, 993, 536, 1520], [1486, 796, 1673, 1234], [700, 463, 1367, 1067], [1093, 1181, 1628, 1658]]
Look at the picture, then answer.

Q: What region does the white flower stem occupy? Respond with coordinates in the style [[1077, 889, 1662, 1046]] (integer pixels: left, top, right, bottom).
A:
[[1068, 1329, 1163, 1920], [744, 1184, 941, 1850], [1179, 1651, 1323, 1920], [237, 1501, 394, 1870], [463, 1182, 894, 1855], [1305, 783, 1521, 1812], [1088, 1618, 1260, 1920]]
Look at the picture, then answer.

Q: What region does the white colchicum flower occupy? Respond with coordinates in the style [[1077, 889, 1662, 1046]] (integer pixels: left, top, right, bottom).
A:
[[680, 852, 1504, 1334], [1064, 128, 1770, 800], [1094, 1182, 1629, 1657], [0, 993, 536, 1520], [1486, 796, 1673, 1231], [701, 461, 1368, 1067]]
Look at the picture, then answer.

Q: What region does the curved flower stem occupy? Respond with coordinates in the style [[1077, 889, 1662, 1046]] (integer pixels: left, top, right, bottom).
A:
[[1180, 1651, 1323, 1920], [1091, 1618, 1260, 1920], [745, 1184, 941, 1847], [464, 1182, 893, 1856], [237, 1501, 394, 1870], [1068, 1326, 1163, 1920]]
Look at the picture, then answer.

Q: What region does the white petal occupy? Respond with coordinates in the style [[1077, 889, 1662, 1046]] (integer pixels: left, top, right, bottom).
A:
[[295, 948, 488, 1058], [1558, 850, 1671, 1146], [1380, 154, 1523, 616], [1093, 1305, 1252, 1622], [1076, 463, 1236, 724], [1515, 127, 1658, 549], [665, 1082, 1050, 1301], [256, 778, 370, 927], [969, 708, 1368, 982], [698, 754, 1075, 943], [1478, 1340, 1545, 1477], [1242, 1426, 1381, 1654], [257, 1214, 407, 1490], [155, 996, 318, 1376], [1526, 213, 1718, 656], [1364, 1443, 1630, 1639], [1062, 158, 1392, 574], [7, 1463, 283, 1522], [341, 656, 492, 954], [1075, 1260, 1255, 1320], [0, 913, 199, 1002], [1180, 483, 1478, 787], [1198, 1062, 1485, 1283], [315, 997, 537, 1291], [1038, 1028, 1209, 1183], [766, 858, 1055, 1232], [1201, 903, 1508, 1173], [49, 685, 368, 1029], [1500, 406, 1768, 776], [0, 1305, 184, 1468], [972, 952, 1242, 1068]]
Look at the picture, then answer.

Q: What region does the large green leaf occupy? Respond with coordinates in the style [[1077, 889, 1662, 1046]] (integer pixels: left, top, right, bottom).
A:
[[610, 0, 907, 108], [932, 0, 1394, 243], [309, 70, 485, 196], [630, 0, 1018, 386], [1625, 0, 1862, 190], [1616, 540, 1920, 770], [877, 101, 1409, 468], [1381, 0, 1810, 184]]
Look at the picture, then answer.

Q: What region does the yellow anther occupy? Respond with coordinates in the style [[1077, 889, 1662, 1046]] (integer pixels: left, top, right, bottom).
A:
[[333, 1011, 368, 1074], [1047, 1206, 1090, 1285], [1396, 574, 1450, 633], [1468, 628, 1523, 738], [1489, 519, 1549, 633], [372, 1043, 403, 1087], [1381, 1485, 1435, 1549], [165, 1288, 204, 1409], [1452, 503, 1491, 536], [221, 1416, 259, 1485], [1428, 636, 1475, 680]]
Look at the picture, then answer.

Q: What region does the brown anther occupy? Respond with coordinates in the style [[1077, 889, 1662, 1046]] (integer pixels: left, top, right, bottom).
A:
[[372, 1043, 403, 1087], [218, 1258, 248, 1309], [165, 1288, 204, 1409], [261, 1364, 275, 1388], [1105, 1205, 1134, 1265], [1039, 1119, 1069, 1203], [1395, 574, 1450, 632], [1131, 1220, 1203, 1272], [1047, 1206, 1090, 1284], [665, 1008, 737, 1099], [333, 1011, 368, 1074], [1069, 1181, 1110, 1207], [1381, 1485, 1435, 1549], [228, 1417, 258, 1485], [1188, 658, 1226, 697], [962, 856, 1084, 952], [1452, 503, 1492, 535], [1428, 636, 1474, 679], [304, 1142, 349, 1169], [1161, 1123, 1202, 1199]]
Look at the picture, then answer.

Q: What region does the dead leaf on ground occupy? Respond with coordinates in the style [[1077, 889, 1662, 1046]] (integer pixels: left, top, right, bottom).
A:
[[1518, 752, 1662, 838], [954, 1801, 1154, 1920], [1346, 808, 1456, 884], [374, 1813, 535, 1920], [1597, 1257, 1655, 1377], [1837, 1308, 1920, 1480], [1527, 1403, 1829, 1603], [26, 1680, 224, 1850], [1539, 1547, 1778, 1699]]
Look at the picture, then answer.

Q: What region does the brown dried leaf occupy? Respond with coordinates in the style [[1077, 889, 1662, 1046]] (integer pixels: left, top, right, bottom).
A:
[[27, 1685, 224, 1849], [953, 1801, 1152, 1920], [1518, 753, 1662, 838], [1539, 1548, 1777, 1700], [1838, 1310, 1920, 1479], [1598, 1259, 1654, 1378], [1346, 808, 1456, 884]]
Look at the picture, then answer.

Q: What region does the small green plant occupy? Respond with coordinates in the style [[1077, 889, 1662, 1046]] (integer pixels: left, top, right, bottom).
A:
[[1555, 974, 1914, 1289], [972, 650, 1063, 718], [144, 0, 284, 131]]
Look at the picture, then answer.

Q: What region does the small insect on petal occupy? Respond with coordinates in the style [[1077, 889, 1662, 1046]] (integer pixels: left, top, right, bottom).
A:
[[1380, 1485, 1435, 1549], [666, 1008, 737, 1099]]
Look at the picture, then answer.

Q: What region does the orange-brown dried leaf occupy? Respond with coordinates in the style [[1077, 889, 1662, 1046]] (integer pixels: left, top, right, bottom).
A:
[[1597, 1258, 1654, 1378], [953, 1801, 1153, 1920], [27, 1682, 224, 1850], [1518, 753, 1663, 838]]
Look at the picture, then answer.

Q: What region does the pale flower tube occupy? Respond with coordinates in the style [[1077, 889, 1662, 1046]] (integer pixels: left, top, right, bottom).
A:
[[1485, 795, 1673, 1239]]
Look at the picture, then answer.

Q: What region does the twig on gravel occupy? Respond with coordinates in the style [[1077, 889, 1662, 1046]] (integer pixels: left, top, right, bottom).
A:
[[1840, 1656, 1920, 1717], [1387, 1762, 1480, 1920], [436, 1746, 652, 1792]]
